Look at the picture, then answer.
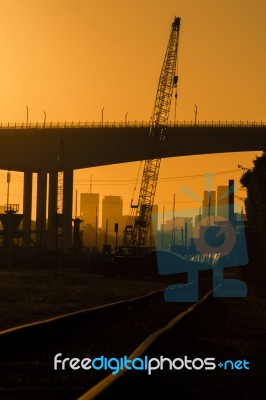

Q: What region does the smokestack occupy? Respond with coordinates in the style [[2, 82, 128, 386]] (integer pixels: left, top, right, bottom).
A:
[[229, 179, 234, 222]]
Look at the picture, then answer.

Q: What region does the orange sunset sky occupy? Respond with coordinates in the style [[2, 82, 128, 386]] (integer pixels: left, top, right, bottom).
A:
[[0, 0, 265, 223]]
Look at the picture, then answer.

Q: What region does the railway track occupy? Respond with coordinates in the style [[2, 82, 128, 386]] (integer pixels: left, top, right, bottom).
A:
[[0, 278, 214, 400], [83, 278, 264, 400], [78, 289, 214, 400]]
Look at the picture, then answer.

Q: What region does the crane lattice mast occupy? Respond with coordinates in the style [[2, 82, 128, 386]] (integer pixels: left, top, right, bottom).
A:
[[124, 17, 181, 246]]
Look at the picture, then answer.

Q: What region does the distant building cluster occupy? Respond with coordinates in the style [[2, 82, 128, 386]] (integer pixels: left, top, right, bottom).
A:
[[0, 179, 245, 252], [160, 180, 246, 251], [79, 192, 158, 248], [78, 179, 245, 251]]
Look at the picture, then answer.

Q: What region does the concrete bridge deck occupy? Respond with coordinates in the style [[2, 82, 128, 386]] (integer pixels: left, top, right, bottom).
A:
[[0, 121, 265, 172], [0, 120, 265, 255]]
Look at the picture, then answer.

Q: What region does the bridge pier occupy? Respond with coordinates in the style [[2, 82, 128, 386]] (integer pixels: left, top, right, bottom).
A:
[[36, 172, 47, 250], [47, 169, 74, 256], [20, 169, 74, 256], [22, 171, 32, 248], [47, 171, 58, 250], [62, 169, 73, 256]]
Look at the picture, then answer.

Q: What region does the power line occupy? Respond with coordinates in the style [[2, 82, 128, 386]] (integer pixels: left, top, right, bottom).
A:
[[73, 168, 242, 185], [0, 168, 243, 184]]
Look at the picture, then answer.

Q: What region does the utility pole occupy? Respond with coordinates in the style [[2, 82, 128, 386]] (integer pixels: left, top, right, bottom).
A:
[[161, 205, 165, 250], [101, 106, 105, 127], [194, 104, 198, 126], [26, 105, 29, 127], [172, 193, 176, 246]]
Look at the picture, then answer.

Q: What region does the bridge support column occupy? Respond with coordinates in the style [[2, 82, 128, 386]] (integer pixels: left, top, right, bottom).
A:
[[47, 171, 58, 250], [36, 172, 47, 250], [22, 171, 32, 248], [62, 169, 73, 255]]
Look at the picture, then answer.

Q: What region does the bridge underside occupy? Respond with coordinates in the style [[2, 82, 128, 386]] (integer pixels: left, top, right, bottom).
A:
[[0, 125, 265, 256], [0, 125, 265, 172]]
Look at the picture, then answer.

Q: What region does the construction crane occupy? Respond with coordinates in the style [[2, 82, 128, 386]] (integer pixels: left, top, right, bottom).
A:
[[123, 16, 181, 248]]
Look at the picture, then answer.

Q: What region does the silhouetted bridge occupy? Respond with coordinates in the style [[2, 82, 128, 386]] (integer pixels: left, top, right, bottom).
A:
[[0, 120, 265, 171], [0, 120, 265, 254]]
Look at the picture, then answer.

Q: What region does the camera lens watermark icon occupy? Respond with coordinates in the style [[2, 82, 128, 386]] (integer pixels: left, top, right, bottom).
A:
[[153, 209, 248, 302], [193, 215, 236, 256]]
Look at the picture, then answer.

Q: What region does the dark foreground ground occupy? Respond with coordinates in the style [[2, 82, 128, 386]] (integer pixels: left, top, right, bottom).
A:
[[99, 279, 266, 400], [0, 264, 265, 399], [0, 268, 166, 331]]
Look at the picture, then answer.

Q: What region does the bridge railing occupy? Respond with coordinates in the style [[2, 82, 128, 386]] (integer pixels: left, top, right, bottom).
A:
[[0, 120, 265, 129]]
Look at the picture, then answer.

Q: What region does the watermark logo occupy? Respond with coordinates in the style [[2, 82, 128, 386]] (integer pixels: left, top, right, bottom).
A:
[[53, 353, 250, 374], [193, 215, 236, 255], [152, 176, 248, 302]]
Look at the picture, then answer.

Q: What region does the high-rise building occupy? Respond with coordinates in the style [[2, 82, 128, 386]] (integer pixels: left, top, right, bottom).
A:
[[80, 193, 99, 228], [102, 195, 123, 236], [217, 185, 229, 219], [202, 191, 216, 220], [216, 180, 235, 221]]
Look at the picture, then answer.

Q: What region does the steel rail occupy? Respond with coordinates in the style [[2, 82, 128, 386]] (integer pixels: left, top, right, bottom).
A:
[[77, 287, 217, 400], [0, 289, 164, 337]]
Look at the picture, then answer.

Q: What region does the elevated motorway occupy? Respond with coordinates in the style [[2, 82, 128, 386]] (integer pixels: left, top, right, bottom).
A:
[[0, 121, 265, 172], [0, 120, 265, 255]]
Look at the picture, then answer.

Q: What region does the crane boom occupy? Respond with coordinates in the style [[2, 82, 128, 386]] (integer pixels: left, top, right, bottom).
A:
[[124, 17, 181, 247]]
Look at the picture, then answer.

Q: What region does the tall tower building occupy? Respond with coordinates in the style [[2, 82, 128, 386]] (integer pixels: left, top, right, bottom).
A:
[[202, 191, 216, 220], [217, 185, 229, 219], [102, 196, 123, 235], [80, 193, 99, 228]]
